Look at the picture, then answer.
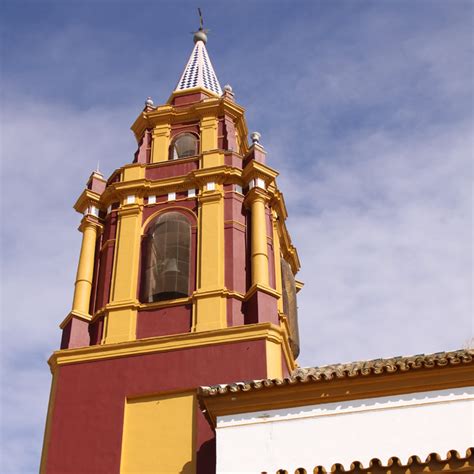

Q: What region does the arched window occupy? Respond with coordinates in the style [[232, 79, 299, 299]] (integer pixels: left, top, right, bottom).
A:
[[141, 212, 191, 302], [170, 133, 199, 160], [281, 257, 300, 358]]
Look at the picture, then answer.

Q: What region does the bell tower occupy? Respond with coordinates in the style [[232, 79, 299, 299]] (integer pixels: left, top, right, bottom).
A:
[[41, 26, 301, 474]]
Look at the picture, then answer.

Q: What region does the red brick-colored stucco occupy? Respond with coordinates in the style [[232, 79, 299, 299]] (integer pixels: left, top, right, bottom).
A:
[[44, 339, 269, 474], [136, 304, 192, 338]]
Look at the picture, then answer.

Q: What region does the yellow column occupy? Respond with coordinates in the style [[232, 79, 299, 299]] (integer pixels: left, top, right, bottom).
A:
[[272, 211, 284, 313], [71, 217, 100, 316], [151, 123, 171, 163], [249, 189, 269, 287], [103, 201, 142, 344], [193, 184, 226, 332]]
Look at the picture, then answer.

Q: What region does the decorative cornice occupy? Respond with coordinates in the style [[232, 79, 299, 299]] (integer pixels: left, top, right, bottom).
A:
[[117, 203, 143, 217], [271, 447, 474, 474], [242, 160, 279, 185], [295, 280, 304, 293], [48, 322, 287, 373], [244, 283, 281, 301], [59, 310, 92, 329], [78, 215, 103, 233], [73, 189, 102, 214], [244, 187, 270, 208], [191, 165, 242, 185], [130, 97, 247, 147]]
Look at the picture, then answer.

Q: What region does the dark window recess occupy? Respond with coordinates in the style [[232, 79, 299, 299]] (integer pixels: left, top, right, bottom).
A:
[[170, 133, 198, 160], [281, 258, 300, 359], [141, 213, 191, 302]]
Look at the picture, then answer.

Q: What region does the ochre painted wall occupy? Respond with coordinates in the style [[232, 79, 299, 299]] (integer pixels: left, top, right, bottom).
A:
[[120, 392, 195, 473]]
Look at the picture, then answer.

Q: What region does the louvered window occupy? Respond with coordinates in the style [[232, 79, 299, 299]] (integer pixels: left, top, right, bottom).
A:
[[141, 213, 191, 302], [170, 133, 198, 160], [281, 257, 300, 358]]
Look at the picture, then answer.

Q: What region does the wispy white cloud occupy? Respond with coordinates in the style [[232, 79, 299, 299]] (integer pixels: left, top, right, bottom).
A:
[[288, 121, 472, 366]]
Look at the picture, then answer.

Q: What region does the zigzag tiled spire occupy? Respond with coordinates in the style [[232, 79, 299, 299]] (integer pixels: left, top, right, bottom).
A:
[[174, 38, 222, 96]]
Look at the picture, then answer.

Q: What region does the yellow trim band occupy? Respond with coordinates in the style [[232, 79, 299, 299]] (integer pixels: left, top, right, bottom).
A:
[[48, 322, 294, 374]]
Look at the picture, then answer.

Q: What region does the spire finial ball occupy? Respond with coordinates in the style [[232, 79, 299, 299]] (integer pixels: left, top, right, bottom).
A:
[[251, 131, 261, 145], [193, 30, 207, 44]]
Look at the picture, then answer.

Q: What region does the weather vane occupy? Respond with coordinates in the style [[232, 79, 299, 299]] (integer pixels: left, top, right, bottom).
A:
[[193, 8, 209, 44]]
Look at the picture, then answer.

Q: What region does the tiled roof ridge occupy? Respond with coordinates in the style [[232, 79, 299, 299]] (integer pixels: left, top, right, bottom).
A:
[[293, 347, 474, 378], [200, 348, 473, 397], [270, 446, 474, 474]]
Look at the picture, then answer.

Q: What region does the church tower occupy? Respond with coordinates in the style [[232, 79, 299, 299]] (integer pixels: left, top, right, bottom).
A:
[[41, 26, 301, 474]]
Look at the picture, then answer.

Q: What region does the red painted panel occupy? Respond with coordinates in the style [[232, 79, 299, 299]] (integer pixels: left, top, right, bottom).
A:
[[88, 316, 104, 346], [268, 242, 276, 290], [172, 92, 207, 106], [170, 124, 200, 139], [224, 224, 247, 294], [224, 193, 246, 225], [95, 242, 115, 312], [87, 176, 106, 194], [223, 116, 238, 153], [60, 318, 90, 350], [45, 340, 268, 474], [218, 117, 225, 149], [224, 191, 247, 323], [102, 211, 118, 242], [224, 152, 243, 168], [136, 305, 192, 339], [244, 290, 279, 326], [226, 298, 245, 327], [145, 158, 199, 181], [89, 238, 102, 315]]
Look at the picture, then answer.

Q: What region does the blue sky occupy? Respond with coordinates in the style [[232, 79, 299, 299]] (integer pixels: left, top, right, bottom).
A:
[[1, 1, 473, 472]]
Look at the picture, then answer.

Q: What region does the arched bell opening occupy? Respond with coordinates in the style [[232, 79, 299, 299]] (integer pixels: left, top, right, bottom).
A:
[[140, 212, 193, 303]]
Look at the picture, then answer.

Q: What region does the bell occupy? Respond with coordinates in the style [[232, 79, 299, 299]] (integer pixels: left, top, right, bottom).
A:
[[163, 258, 179, 274]]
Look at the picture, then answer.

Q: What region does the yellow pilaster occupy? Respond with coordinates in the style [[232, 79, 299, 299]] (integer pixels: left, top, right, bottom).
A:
[[201, 151, 224, 168], [193, 184, 226, 331], [103, 201, 142, 344], [200, 115, 218, 154], [248, 188, 270, 287], [71, 216, 101, 317], [151, 123, 171, 163], [272, 210, 284, 313], [265, 339, 284, 380]]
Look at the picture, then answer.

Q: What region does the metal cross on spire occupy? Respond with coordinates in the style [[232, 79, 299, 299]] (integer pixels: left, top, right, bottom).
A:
[[198, 7, 204, 30], [193, 8, 209, 44]]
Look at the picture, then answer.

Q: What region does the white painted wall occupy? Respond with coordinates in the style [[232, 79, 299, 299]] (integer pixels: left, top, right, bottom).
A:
[[215, 387, 474, 474]]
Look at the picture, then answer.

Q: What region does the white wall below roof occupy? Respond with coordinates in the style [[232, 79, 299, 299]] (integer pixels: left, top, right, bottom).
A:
[[215, 387, 474, 474]]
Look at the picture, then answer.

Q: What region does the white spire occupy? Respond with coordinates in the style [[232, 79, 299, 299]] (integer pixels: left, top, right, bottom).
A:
[[174, 40, 222, 96]]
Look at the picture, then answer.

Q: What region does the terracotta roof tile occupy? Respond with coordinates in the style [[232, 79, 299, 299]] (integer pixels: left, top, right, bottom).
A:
[[269, 447, 473, 473], [200, 349, 473, 397]]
